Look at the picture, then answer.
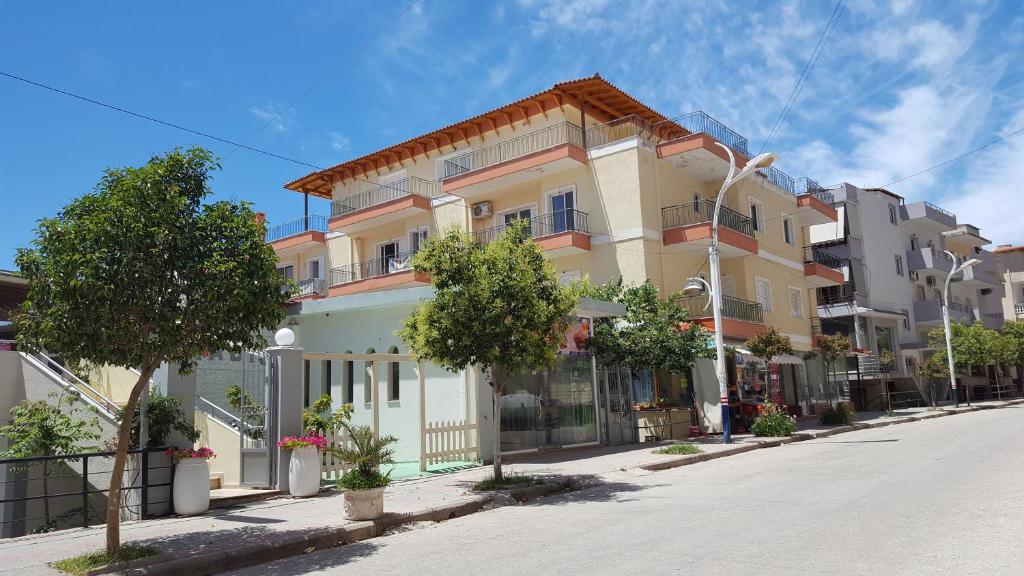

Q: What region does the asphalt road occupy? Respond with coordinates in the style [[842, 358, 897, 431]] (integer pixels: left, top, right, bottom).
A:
[[229, 406, 1024, 575]]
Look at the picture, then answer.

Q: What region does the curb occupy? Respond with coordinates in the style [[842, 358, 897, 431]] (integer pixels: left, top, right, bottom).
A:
[[105, 399, 1020, 575]]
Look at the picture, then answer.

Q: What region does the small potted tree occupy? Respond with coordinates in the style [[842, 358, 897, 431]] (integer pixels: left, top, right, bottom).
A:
[[278, 432, 328, 497], [332, 421, 397, 520], [168, 447, 215, 515]]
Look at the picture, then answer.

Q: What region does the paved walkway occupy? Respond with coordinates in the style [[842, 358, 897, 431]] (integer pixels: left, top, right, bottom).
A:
[[1, 399, 1016, 575]]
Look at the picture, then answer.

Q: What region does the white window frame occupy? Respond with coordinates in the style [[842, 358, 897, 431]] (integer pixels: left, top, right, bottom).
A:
[[544, 184, 577, 214], [888, 204, 898, 225], [407, 225, 429, 253], [895, 254, 904, 276], [781, 212, 795, 245], [376, 239, 406, 274], [306, 256, 324, 280], [749, 198, 765, 233], [788, 286, 803, 319], [495, 202, 538, 228], [436, 149, 473, 180], [277, 264, 295, 280], [754, 276, 773, 312]]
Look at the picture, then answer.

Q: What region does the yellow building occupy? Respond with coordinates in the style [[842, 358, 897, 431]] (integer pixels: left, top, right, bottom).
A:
[[267, 75, 843, 434]]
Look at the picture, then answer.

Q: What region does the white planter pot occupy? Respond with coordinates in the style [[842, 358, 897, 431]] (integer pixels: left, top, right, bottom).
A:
[[172, 458, 210, 516], [343, 487, 386, 520], [287, 445, 321, 497]]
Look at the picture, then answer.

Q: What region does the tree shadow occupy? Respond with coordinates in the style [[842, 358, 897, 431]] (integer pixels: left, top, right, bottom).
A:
[[220, 541, 380, 576], [521, 474, 660, 507]]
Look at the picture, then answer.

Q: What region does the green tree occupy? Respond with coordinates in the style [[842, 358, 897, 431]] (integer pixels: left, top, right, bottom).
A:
[[928, 322, 997, 371], [814, 333, 852, 406], [999, 321, 1024, 367], [915, 355, 948, 407], [745, 328, 793, 403], [399, 220, 579, 481], [585, 280, 711, 403], [303, 395, 353, 435], [14, 148, 289, 554], [0, 393, 101, 528], [121, 391, 200, 448], [878, 349, 896, 414]]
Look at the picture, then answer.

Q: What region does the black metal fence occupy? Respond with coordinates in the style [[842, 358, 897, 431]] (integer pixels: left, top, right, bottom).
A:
[[472, 209, 589, 245], [330, 177, 440, 217], [674, 111, 750, 157], [804, 246, 844, 269], [817, 282, 857, 306], [330, 250, 418, 285], [0, 447, 171, 537], [439, 122, 585, 181], [661, 199, 754, 236], [675, 294, 764, 324]]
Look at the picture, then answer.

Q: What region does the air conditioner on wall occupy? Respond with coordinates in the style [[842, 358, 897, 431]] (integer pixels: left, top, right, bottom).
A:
[[926, 275, 936, 286], [909, 271, 919, 281], [471, 201, 492, 219]]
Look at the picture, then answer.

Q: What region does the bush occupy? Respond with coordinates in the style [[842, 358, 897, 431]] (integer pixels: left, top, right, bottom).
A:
[[330, 420, 397, 492], [751, 403, 796, 437], [336, 469, 390, 491], [654, 443, 703, 455], [819, 403, 854, 426], [52, 543, 158, 575]]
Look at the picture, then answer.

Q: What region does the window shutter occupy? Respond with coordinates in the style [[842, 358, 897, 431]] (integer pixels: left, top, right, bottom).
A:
[[789, 288, 802, 318]]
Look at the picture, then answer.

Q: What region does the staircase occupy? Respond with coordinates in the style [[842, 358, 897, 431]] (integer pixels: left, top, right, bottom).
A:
[[19, 351, 122, 423]]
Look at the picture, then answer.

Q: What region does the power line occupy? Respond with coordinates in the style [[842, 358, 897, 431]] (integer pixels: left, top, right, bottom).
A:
[[759, 0, 845, 154], [880, 124, 1024, 188], [0, 69, 324, 171]]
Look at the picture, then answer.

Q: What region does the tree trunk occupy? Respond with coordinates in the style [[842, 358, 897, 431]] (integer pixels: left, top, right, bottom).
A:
[[105, 362, 157, 556], [491, 364, 505, 482]]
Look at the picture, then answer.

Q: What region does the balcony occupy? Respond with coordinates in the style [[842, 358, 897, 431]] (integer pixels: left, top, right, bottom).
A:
[[914, 299, 973, 326], [585, 115, 659, 149], [266, 215, 328, 250], [803, 247, 845, 288], [675, 294, 765, 340], [979, 311, 1004, 330], [943, 224, 990, 252], [661, 199, 757, 257], [795, 179, 838, 225], [1015, 303, 1024, 319], [329, 177, 440, 234], [907, 247, 954, 275], [956, 251, 1000, 288], [816, 283, 859, 311], [657, 113, 752, 183], [900, 201, 956, 231], [328, 250, 430, 297], [439, 122, 586, 196], [675, 111, 750, 157], [294, 277, 327, 300], [473, 209, 590, 257]]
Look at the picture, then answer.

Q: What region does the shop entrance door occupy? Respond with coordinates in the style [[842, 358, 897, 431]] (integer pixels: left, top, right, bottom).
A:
[[599, 365, 636, 445]]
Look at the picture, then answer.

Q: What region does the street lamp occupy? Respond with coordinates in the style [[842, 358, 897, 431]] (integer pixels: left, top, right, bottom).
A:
[[682, 144, 776, 444], [941, 250, 981, 408]]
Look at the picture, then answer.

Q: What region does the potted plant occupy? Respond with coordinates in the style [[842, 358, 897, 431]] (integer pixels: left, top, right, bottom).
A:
[[278, 432, 328, 497], [331, 421, 397, 520], [168, 447, 215, 515]]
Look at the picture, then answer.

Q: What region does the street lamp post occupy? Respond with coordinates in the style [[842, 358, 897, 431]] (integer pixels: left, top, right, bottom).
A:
[[941, 250, 981, 408], [683, 143, 776, 444]]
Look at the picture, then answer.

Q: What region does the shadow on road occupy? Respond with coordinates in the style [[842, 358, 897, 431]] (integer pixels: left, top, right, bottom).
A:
[[223, 541, 380, 576]]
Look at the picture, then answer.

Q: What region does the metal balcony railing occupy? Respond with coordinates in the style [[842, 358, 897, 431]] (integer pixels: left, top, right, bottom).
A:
[[947, 302, 971, 314], [661, 199, 754, 236], [795, 177, 836, 205], [331, 177, 440, 217], [923, 201, 955, 219], [472, 209, 589, 245], [1015, 303, 1024, 318], [804, 246, 844, 270], [817, 283, 857, 306], [675, 294, 764, 324], [756, 164, 799, 195], [673, 111, 750, 157], [330, 250, 419, 286], [296, 277, 327, 297], [265, 215, 328, 242], [439, 122, 585, 181], [585, 115, 659, 148]]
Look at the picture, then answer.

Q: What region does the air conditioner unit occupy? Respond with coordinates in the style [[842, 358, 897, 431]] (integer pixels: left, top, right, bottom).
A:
[[926, 275, 936, 286], [471, 201, 492, 219]]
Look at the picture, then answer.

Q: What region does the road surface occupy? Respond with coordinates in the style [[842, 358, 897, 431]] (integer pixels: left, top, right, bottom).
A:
[[229, 406, 1024, 575]]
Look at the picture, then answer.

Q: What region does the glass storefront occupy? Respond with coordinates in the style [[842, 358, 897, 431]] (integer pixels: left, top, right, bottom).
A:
[[500, 355, 599, 452]]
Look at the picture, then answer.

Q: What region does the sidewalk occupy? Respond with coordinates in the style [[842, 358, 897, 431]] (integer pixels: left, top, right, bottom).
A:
[[2, 398, 1019, 576]]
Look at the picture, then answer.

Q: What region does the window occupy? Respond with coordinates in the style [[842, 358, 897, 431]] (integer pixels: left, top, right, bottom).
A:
[[387, 346, 400, 401], [895, 254, 904, 276], [749, 199, 764, 232], [901, 309, 911, 330], [379, 241, 401, 274], [888, 204, 898, 225], [692, 192, 701, 211], [910, 235, 918, 251], [782, 214, 794, 245], [437, 150, 473, 179], [788, 287, 803, 319], [307, 257, 324, 280], [499, 206, 536, 237], [303, 359, 311, 408], [343, 351, 354, 404], [547, 185, 576, 233], [755, 277, 773, 312], [364, 348, 375, 404], [916, 285, 926, 301], [278, 265, 294, 280], [408, 226, 428, 253]]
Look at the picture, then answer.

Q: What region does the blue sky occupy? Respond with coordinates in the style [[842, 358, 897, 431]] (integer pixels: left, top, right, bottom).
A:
[[2, 0, 1022, 269]]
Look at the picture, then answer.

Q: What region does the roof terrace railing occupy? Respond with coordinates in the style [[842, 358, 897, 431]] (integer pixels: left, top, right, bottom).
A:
[[674, 111, 750, 157], [266, 215, 328, 242], [922, 201, 955, 219], [585, 115, 659, 149], [439, 121, 585, 181], [330, 177, 440, 217], [661, 199, 754, 237]]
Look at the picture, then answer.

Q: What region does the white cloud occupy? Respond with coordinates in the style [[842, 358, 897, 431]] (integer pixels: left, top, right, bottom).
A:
[[328, 131, 351, 152], [248, 105, 292, 132]]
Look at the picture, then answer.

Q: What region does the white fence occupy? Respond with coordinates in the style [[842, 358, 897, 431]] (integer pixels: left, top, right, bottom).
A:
[[319, 428, 355, 481], [422, 420, 479, 469]]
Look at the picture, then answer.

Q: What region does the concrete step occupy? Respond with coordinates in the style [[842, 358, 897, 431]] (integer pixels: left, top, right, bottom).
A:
[[209, 487, 282, 509], [209, 473, 224, 490]]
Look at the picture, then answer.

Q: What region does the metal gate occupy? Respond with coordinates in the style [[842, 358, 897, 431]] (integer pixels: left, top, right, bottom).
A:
[[598, 365, 636, 445], [238, 351, 276, 488]]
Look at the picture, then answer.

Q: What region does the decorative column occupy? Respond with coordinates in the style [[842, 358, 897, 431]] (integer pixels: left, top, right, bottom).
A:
[[267, 328, 305, 493]]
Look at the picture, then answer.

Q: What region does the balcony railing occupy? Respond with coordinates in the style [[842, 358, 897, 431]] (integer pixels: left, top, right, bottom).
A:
[[756, 165, 799, 195], [795, 178, 836, 205], [675, 294, 764, 324], [585, 115, 659, 148], [330, 250, 419, 286], [472, 209, 589, 245], [266, 215, 328, 243], [923, 201, 955, 219], [1016, 303, 1024, 318], [805, 246, 844, 270], [439, 122, 585, 181], [331, 177, 440, 217], [661, 199, 754, 237], [817, 283, 857, 306], [674, 111, 750, 157], [296, 277, 327, 298]]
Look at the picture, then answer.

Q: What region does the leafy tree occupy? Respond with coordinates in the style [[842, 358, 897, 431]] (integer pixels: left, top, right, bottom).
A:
[[1000, 321, 1024, 368], [121, 391, 201, 448], [916, 355, 948, 407], [878, 349, 896, 414], [745, 328, 793, 403], [303, 394, 354, 435], [814, 333, 852, 406], [0, 393, 101, 527], [14, 148, 289, 554], [585, 280, 711, 403], [399, 220, 579, 481], [928, 322, 997, 372]]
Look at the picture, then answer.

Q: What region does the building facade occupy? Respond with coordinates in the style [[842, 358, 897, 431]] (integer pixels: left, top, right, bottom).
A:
[[265, 75, 841, 457]]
